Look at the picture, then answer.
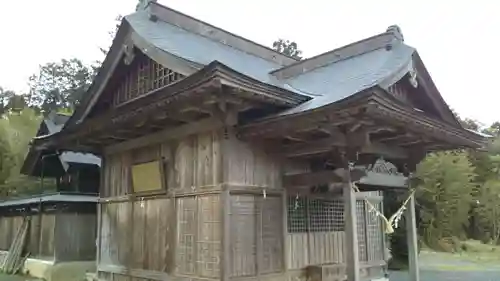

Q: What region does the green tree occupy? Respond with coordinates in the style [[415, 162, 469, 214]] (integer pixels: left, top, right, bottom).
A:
[[416, 151, 476, 249], [475, 180, 500, 243], [0, 108, 43, 197], [272, 39, 303, 60], [461, 118, 481, 131], [0, 122, 14, 193], [482, 121, 500, 137], [0, 87, 25, 115], [27, 59, 96, 114]]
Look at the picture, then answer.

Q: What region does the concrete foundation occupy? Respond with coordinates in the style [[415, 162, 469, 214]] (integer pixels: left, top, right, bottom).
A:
[[0, 250, 95, 281]]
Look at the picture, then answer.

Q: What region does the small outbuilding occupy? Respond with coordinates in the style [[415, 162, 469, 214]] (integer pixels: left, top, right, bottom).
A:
[[0, 112, 101, 280]]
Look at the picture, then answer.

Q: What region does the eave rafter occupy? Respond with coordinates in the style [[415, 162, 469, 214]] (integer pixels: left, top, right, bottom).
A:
[[35, 75, 278, 152], [239, 88, 486, 157], [277, 123, 410, 161]]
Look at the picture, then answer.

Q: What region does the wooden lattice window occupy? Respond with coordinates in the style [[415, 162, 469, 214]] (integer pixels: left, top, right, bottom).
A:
[[287, 196, 345, 233], [286, 194, 385, 263], [113, 55, 185, 106], [176, 196, 221, 278]]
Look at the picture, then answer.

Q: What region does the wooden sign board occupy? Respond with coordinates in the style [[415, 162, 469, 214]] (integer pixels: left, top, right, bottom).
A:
[[131, 160, 163, 193]]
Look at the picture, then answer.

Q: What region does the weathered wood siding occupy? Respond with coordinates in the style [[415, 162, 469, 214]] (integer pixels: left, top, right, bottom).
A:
[[99, 130, 223, 280], [100, 198, 173, 271], [102, 130, 222, 197], [39, 213, 56, 258], [226, 137, 282, 189], [0, 215, 23, 251], [229, 194, 283, 277], [288, 232, 346, 269], [176, 195, 221, 277], [55, 212, 97, 261], [0, 213, 56, 259], [99, 129, 386, 281], [0, 205, 97, 262]]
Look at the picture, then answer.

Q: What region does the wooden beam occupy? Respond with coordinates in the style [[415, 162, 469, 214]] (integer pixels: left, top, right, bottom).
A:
[[362, 142, 408, 159], [204, 93, 257, 112], [283, 169, 367, 188], [377, 133, 413, 143], [104, 117, 224, 154], [282, 136, 346, 158], [282, 136, 408, 159], [284, 171, 343, 188]]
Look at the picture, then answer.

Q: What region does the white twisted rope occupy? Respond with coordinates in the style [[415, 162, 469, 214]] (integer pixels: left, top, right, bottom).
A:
[[352, 181, 415, 234]]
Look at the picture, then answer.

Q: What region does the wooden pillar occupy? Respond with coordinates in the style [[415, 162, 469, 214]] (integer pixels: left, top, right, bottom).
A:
[[405, 149, 424, 281], [405, 193, 419, 281], [282, 189, 289, 272], [342, 154, 360, 281], [219, 105, 237, 281], [221, 189, 230, 281]]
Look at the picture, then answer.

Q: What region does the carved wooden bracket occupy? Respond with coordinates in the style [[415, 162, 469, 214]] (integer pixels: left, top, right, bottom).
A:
[[123, 39, 135, 65]]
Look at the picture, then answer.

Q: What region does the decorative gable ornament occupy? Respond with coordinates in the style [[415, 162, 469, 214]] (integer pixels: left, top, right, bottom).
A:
[[367, 158, 400, 175], [407, 60, 419, 88], [136, 0, 157, 11], [123, 38, 135, 65], [386, 25, 404, 42]]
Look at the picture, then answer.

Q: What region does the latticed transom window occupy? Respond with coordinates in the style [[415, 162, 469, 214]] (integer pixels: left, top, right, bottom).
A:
[[113, 53, 185, 106]]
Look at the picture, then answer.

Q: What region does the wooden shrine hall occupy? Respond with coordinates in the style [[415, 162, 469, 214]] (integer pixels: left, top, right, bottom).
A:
[[32, 2, 486, 281]]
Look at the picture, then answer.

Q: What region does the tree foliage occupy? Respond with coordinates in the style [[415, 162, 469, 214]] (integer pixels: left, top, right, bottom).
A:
[[272, 39, 303, 60], [0, 123, 14, 189], [0, 108, 42, 197], [475, 180, 500, 243], [416, 151, 476, 248], [27, 59, 96, 114]]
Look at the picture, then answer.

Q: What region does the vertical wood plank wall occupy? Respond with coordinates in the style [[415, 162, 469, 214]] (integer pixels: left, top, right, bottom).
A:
[[0, 214, 54, 258], [0, 208, 96, 262], [54, 212, 97, 262], [98, 128, 386, 281], [99, 130, 223, 280]]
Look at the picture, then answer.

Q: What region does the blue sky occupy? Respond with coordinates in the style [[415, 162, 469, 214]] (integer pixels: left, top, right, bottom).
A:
[[0, 0, 498, 126]]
